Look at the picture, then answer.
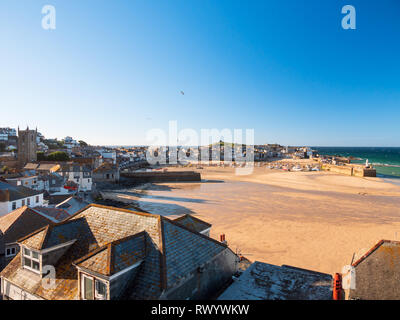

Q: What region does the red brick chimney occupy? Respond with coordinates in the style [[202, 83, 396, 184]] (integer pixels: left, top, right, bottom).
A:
[[333, 273, 342, 300], [220, 234, 227, 244]]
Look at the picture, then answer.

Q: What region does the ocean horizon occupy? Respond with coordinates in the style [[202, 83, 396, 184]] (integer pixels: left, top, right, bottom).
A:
[[313, 147, 400, 178]]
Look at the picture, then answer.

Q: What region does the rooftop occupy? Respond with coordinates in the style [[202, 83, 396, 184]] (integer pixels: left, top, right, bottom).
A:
[[1, 204, 229, 300], [352, 239, 400, 267], [218, 261, 332, 300], [0, 181, 42, 202], [93, 162, 118, 173], [173, 214, 211, 234], [0, 206, 53, 245], [32, 207, 71, 223]]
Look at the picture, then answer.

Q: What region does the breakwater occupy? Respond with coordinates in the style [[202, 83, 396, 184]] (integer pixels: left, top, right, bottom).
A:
[[121, 171, 201, 183]]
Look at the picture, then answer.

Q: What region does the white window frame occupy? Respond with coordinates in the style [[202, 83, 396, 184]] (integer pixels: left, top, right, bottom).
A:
[[81, 273, 108, 300], [81, 274, 95, 300], [95, 279, 107, 300], [22, 247, 41, 274]]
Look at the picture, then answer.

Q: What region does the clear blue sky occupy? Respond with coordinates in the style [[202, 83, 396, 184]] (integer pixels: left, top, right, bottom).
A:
[[1, 0, 399, 146]]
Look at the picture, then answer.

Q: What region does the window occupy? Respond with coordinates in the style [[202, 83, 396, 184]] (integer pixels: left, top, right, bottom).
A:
[[82, 275, 94, 300], [27, 198, 31, 206], [95, 280, 107, 300], [12, 202, 16, 210], [22, 199, 25, 206], [36, 196, 39, 203], [22, 247, 40, 273], [81, 275, 107, 300], [6, 247, 16, 257]]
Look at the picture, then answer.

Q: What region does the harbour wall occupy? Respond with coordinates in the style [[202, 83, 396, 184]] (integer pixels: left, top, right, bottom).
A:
[[121, 171, 201, 183], [321, 164, 376, 177]]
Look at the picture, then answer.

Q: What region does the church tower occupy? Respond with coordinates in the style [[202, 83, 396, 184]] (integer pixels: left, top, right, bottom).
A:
[[18, 126, 37, 166]]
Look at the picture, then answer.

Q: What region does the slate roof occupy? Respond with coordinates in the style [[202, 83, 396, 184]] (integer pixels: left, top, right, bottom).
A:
[[1, 204, 228, 300], [60, 163, 92, 173], [218, 261, 333, 300], [0, 206, 52, 246], [32, 207, 71, 223], [93, 162, 118, 173], [347, 239, 400, 300], [46, 194, 71, 205], [23, 163, 60, 172], [173, 214, 211, 234], [351, 239, 400, 267], [74, 232, 146, 276], [55, 196, 89, 216], [24, 163, 39, 170], [37, 163, 60, 172], [0, 181, 43, 202]]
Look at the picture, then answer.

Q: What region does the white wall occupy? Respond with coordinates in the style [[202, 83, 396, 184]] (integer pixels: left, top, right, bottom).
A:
[[66, 172, 92, 192], [0, 202, 8, 217], [0, 193, 44, 217], [1, 279, 43, 300]]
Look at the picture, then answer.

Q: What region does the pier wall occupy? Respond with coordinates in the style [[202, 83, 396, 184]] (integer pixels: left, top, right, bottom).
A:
[[321, 164, 376, 177], [121, 171, 201, 183]]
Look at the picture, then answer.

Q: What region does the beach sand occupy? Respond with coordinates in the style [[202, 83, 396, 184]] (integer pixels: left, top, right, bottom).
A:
[[104, 166, 400, 275]]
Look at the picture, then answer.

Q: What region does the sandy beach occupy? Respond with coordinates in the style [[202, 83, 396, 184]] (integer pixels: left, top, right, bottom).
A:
[[103, 165, 400, 275]]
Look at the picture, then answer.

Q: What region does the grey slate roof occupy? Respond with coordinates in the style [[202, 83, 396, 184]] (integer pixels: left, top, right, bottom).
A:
[[32, 207, 70, 223], [0, 206, 52, 253], [0, 181, 42, 202], [55, 197, 89, 216], [1, 204, 228, 300], [348, 240, 400, 300], [74, 232, 146, 276], [218, 261, 333, 300], [173, 214, 211, 234], [163, 219, 223, 286]]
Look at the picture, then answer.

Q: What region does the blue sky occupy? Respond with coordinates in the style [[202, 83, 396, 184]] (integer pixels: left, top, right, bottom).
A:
[[1, 0, 399, 146]]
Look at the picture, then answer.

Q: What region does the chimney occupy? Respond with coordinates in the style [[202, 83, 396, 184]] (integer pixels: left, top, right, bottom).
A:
[[220, 234, 227, 245], [333, 273, 342, 300]]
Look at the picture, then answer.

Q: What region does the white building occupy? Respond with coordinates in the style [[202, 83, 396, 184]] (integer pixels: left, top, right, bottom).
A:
[[64, 136, 80, 149], [5, 175, 38, 189], [0, 181, 44, 216], [59, 164, 93, 192], [96, 149, 117, 164], [0, 128, 17, 142]]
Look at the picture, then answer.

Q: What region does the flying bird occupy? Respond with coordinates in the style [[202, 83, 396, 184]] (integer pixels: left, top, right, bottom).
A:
[[180, 91, 185, 95]]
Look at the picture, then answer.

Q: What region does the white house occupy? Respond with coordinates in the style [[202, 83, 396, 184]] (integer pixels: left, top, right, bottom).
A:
[[0, 181, 44, 216], [59, 164, 93, 192], [5, 175, 38, 189], [64, 136, 80, 149], [96, 149, 117, 164]]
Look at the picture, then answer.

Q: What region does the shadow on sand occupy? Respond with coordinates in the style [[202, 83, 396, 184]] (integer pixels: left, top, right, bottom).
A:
[[132, 201, 197, 216]]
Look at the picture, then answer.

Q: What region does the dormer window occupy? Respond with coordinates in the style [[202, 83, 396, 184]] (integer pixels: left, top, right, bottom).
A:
[[95, 280, 107, 300], [82, 274, 94, 300], [5, 247, 16, 258], [81, 274, 108, 300], [22, 247, 40, 274]]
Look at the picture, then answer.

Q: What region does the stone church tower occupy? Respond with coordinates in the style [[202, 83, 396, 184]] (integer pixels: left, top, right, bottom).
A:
[[18, 127, 37, 166]]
